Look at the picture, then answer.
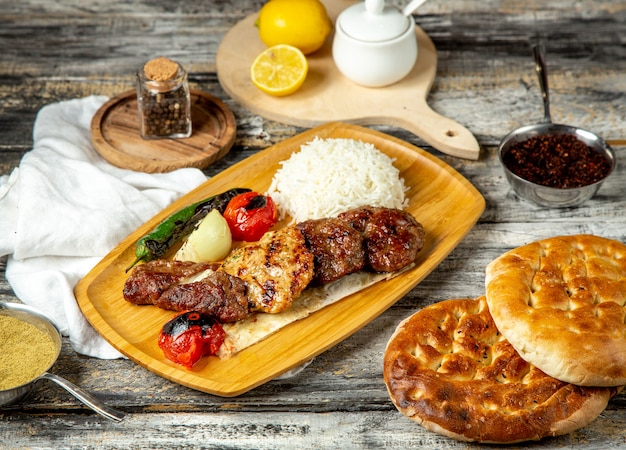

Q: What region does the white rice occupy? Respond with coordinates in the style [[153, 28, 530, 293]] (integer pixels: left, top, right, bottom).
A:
[[266, 137, 408, 223]]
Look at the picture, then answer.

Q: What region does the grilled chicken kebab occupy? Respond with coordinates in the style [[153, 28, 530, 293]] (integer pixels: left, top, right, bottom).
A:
[[123, 206, 424, 322]]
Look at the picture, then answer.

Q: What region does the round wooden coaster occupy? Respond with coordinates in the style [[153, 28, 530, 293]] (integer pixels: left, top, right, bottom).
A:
[[90, 89, 236, 173]]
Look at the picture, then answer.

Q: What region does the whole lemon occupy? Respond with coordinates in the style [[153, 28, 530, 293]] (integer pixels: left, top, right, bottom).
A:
[[256, 0, 333, 55]]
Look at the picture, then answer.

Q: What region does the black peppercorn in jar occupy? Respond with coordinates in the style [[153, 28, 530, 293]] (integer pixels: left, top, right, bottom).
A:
[[137, 57, 192, 139]]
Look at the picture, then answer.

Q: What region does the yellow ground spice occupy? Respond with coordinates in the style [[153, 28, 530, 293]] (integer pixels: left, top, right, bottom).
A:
[[0, 315, 58, 390]]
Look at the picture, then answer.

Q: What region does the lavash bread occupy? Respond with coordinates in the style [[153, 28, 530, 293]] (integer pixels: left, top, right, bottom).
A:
[[485, 234, 626, 387], [383, 296, 619, 444]]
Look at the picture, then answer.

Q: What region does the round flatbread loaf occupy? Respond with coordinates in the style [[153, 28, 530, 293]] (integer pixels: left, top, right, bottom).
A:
[[485, 234, 626, 387], [383, 297, 619, 444]]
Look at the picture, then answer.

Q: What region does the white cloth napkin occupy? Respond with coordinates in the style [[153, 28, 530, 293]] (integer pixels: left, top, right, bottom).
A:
[[0, 96, 208, 359]]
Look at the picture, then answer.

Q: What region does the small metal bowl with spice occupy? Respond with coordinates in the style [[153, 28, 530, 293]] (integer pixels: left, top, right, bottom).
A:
[[499, 124, 615, 207], [498, 45, 615, 207], [0, 301, 126, 422]]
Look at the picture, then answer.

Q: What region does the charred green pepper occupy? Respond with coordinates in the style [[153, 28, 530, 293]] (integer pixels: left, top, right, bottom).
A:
[[126, 188, 251, 271]]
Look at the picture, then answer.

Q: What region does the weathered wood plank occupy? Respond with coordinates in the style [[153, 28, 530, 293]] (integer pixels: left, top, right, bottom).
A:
[[1, 1, 624, 150], [0, 0, 624, 447], [2, 409, 625, 450]]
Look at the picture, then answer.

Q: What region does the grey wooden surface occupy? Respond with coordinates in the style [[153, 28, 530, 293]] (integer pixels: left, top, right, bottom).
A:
[[0, 0, 625, 448]]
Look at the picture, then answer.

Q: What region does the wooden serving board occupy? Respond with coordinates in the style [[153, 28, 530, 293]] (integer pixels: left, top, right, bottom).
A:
[[216, 0, 480, 160], [75, 122, 485, 397], [90, 90, 236, 173]]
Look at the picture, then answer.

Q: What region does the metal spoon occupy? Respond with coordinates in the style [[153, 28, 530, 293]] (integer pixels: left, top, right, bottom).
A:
[[497, 44, 616, 207], [534, 44, 552, 123], [0, 302, 127, 422], [36, 372, 127, 422]]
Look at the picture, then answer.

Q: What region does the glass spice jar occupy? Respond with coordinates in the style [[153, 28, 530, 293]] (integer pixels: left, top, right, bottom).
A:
[[136, 57, 192, 139]]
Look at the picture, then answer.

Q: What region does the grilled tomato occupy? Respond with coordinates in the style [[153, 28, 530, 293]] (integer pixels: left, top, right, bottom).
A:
[[158, 311, 225, 369], [223, 192, 278, 241]]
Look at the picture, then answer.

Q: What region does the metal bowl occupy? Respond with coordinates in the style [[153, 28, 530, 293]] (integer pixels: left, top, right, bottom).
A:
[[498, 123, 616, 208], [498, 44, 616, 208], [0, 302, 61, 406], [0, 301, 126, 421]]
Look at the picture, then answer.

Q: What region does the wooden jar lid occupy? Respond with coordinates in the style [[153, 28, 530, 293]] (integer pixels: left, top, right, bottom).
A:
[[90, 90, 236, 173]]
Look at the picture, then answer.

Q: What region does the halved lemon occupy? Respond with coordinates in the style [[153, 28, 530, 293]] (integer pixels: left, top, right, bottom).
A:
[[250, 44, 308, 97]]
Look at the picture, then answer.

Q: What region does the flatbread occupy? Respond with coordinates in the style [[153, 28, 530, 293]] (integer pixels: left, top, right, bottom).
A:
[[485, 234, 626, 386], [218, 268, 408, 358], [383, 297, 619, 444]]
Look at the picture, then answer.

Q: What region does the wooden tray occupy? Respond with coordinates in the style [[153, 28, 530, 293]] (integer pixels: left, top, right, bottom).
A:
[[90, 90, 236, 173], [216, 0, 479, 160], [75, 122, 485, 397]]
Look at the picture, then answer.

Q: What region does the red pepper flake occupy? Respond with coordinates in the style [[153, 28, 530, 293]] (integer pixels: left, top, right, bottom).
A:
[[502, 133, 611, 188]]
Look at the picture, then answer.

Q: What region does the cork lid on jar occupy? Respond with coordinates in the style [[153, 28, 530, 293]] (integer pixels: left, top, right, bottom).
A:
[[143, 57, 180, 81]]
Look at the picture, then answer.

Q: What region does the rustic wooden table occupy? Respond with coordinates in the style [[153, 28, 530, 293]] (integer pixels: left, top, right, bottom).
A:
[[1, 0, 624, 448]]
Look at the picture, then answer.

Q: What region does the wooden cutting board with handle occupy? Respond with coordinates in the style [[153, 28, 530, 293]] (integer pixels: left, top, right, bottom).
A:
[[216, 0, 480, 160]]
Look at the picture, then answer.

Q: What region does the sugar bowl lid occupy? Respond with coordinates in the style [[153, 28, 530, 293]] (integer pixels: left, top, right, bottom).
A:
[[337, 0, 411, 42]]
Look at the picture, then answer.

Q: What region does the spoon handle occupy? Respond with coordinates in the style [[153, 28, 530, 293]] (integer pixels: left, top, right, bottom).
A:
[[40, 372, 127, 422], [533, 44, 552, 124]]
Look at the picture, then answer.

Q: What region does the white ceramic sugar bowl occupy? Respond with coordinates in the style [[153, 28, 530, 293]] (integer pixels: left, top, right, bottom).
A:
[[332, 0, 419, 87]]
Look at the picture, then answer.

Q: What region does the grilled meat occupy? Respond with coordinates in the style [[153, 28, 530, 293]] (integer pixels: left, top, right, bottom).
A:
[[124, 206, 424, 321], [123, 260, 216, 305], [155, 271, 250, 322], [123, 260, 249, 322], [221, 226, 315, 314], [296, 217, 365, 285], [336, 205, 378, 232], [338, 206, 425, 272]]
